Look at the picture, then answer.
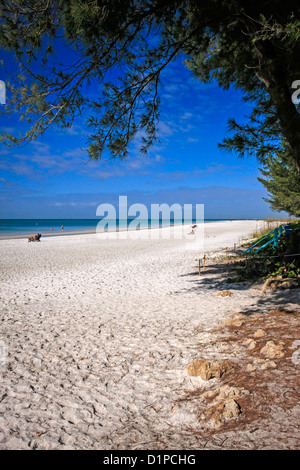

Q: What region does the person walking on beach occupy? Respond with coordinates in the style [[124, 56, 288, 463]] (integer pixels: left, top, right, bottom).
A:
[[61, 225, 64, 231]]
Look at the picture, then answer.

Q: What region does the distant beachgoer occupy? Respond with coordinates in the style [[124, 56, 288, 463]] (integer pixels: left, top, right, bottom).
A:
[[51, 227, 53, 231], [188, 224, 197, 235], [61, 225, 64, 231]]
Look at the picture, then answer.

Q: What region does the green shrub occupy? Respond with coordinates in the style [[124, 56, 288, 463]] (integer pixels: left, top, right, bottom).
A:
[[227, 222, 300, 283]]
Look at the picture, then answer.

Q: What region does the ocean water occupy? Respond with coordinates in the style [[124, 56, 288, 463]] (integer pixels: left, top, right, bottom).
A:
[[0, 218, 187, 235], [0, 219, 99, 235], [0, 218, 236, 236]]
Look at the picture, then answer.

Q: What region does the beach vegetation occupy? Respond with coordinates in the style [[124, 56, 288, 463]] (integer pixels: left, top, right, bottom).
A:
[[258, 147, 300, 217], [227, 221, 300, 283]]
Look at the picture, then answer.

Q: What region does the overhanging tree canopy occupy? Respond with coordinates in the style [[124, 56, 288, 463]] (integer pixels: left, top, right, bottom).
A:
[[1, 0, 300, 172]]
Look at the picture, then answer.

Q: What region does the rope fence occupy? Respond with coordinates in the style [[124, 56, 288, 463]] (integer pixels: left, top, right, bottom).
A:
[[196, 221, 299, 275], [197, 248, 300, 275]]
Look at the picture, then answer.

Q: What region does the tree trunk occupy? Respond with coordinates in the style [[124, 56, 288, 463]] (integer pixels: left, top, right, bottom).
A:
[[241, 15, 300, 174], [262, 69, 300, 174]]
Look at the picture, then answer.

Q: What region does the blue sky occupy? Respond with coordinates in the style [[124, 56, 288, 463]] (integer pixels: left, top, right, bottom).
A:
[[0, 53, 285, 220]]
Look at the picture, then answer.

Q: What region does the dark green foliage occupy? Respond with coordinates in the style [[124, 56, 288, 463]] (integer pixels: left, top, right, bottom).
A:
[[258, 148, 300, 217], [227, 222, 300, 283], [0, 0, 186, 158], [1, 0, 300, 169]]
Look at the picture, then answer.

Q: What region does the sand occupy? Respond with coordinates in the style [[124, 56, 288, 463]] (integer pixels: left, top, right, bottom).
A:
[[0, 220, 299, 450]]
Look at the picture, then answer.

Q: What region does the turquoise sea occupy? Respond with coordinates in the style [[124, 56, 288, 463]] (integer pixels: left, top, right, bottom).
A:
[[0, 218, 241, 236]]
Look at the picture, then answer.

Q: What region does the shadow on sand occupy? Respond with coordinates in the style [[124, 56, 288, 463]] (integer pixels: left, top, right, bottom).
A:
[[177, 259, 300, 315]]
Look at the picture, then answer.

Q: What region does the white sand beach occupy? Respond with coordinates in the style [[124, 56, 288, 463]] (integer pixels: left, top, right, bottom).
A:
[[0, 220, 299, 450]]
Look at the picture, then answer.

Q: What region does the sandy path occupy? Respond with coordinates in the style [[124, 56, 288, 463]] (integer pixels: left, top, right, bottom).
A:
[[0, 220, 296, 449]]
